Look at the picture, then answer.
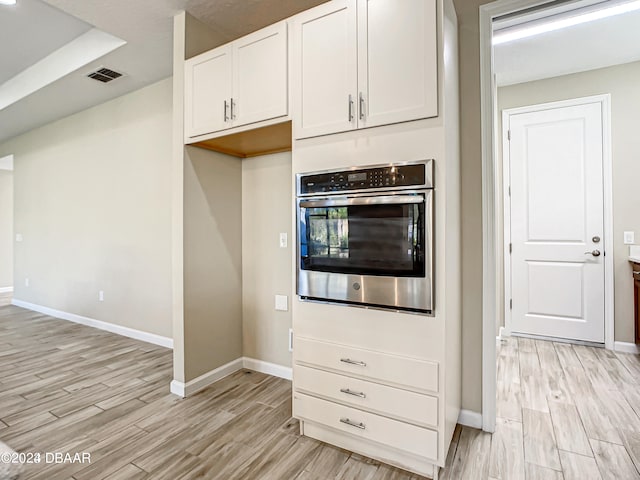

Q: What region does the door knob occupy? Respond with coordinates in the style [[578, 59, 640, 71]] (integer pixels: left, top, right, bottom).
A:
[[584, 250, 601, 257]]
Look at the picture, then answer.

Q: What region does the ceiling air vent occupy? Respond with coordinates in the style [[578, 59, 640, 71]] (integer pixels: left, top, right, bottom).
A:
[[86, 67, 124, 83]]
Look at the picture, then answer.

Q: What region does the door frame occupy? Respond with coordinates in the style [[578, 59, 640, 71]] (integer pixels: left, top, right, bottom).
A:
[[501, 95, 613, 348]]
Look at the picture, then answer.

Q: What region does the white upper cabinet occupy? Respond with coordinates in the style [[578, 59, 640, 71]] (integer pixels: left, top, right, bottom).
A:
[[185, 45, 232, 138], [293, 0, 437, 139], [357, 0, 437, 129], [184, 22, 288, 140], [233, 22, 288, 128], [293, 0, 358, 139]]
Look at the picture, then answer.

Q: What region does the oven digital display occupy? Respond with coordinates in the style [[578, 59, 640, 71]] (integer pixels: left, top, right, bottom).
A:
[[348, 173, 367, 182]]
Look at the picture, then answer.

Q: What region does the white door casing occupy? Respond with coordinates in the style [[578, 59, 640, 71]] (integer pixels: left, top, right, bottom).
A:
[[506, 98, 608, 343]]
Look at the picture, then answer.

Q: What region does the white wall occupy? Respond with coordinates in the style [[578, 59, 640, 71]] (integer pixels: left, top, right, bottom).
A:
[[0, 78, 173, 338], [498, 60, 640, 343], [0, 168, 13, 289], [242, 152, 293, 368]]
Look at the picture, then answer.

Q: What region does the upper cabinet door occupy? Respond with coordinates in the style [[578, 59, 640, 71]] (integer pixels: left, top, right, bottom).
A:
[[357, 0, 438, 128], [233, 22, 288, 128], [293, 0, 358, 140], [185, 45, 233, 138]]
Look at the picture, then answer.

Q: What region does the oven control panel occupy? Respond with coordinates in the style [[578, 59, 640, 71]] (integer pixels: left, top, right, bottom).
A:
[[298, 161, 432, 195]]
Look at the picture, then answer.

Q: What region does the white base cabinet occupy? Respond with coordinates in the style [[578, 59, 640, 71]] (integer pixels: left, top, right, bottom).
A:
[[291, 300, 453, 480], [293, 335, 442, 473]]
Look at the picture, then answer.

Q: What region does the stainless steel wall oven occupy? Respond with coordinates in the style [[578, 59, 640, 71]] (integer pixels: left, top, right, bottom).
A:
[[296, 160, 434, 314]]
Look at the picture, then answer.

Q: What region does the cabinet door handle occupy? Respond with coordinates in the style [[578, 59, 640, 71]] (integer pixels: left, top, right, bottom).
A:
[[340, 358, 366, 367], [359, 92, 365, 120], [340, 417, 366, 430], [348, 94, 354, 122], [230, 98, 236, 120], [340, 388, 366, 398], [224, 100, 229, 122]]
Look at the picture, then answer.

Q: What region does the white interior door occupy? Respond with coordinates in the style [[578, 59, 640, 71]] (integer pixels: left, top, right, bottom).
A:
[[508, 100, 605, 343]]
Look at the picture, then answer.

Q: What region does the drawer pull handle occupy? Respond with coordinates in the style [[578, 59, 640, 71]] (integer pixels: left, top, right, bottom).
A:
[[340, 358, 367, 367], [340, 417, 366, 430], [340, 388, 366, 398]]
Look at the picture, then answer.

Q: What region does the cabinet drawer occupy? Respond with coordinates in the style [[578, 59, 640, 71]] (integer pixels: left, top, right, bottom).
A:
[[294, 392, 437, 460], [295, 365, 438, 428], [295, 336, 438, 393]]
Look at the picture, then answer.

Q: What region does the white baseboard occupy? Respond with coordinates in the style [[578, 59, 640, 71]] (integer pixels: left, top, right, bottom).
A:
[[170, 357, 292, 398], [243, 357, 292, 380], [614, 341, 640, 354], [11, 299, 173, 349], [0, 286, 13, 293], [496, 326, 507, 347], [170, 357, 244, 398], [458, 409, 483, 429]]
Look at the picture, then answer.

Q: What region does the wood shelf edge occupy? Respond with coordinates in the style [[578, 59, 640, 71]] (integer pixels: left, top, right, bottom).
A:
[[187, 120, 292, 158]]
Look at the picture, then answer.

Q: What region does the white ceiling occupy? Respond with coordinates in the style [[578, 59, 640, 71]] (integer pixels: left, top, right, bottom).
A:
[[0, 0, 326, 144], [494, 5, 640, 86], [0, 0, 90, 85]]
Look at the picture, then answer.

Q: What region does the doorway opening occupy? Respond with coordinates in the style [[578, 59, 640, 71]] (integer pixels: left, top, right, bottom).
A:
[[480, 0, 640, 433]]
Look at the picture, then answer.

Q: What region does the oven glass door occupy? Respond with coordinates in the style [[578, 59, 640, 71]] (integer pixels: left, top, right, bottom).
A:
[[299, 192, 428, 277]]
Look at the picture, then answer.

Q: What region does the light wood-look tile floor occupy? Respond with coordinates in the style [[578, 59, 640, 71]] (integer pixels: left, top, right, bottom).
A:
[[0, 291, 12, 307], [0, 305, 429, 480], [3, 303, 640, 480], [480, 336, 640, 480]]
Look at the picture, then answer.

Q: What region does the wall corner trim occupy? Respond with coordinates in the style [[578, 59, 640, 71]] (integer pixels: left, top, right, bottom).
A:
[[243, 357, 292, 380], [169, 380, 186, 397], [11, 299, 173, 349], [614, 341, 640, 354], [0, 286, 13, 293], [458, 409, 483, 430]]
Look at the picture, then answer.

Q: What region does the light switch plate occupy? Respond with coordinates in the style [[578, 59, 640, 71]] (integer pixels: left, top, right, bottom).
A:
[[15, 233, 23, 242], [624, 231, 635, 245], [279, 233, 287, 248], [275, 295, 288, 311]]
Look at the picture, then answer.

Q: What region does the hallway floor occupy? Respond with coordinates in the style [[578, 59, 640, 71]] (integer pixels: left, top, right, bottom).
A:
[[447, 336, 640, 479]]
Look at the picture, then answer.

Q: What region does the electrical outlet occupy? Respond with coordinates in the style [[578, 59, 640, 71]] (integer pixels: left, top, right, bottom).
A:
[[279, 233, 288, 248], [15, 233, 23, 242], [275, 295, 288, 311], [99, 290, 104, 302], [624, 231, 635, 245], [288, 328, 293, 352], [25, 277, 29, 287]]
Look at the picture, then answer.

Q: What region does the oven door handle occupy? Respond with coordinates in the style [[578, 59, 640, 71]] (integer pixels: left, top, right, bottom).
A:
[[299, 195, 424, 208]]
